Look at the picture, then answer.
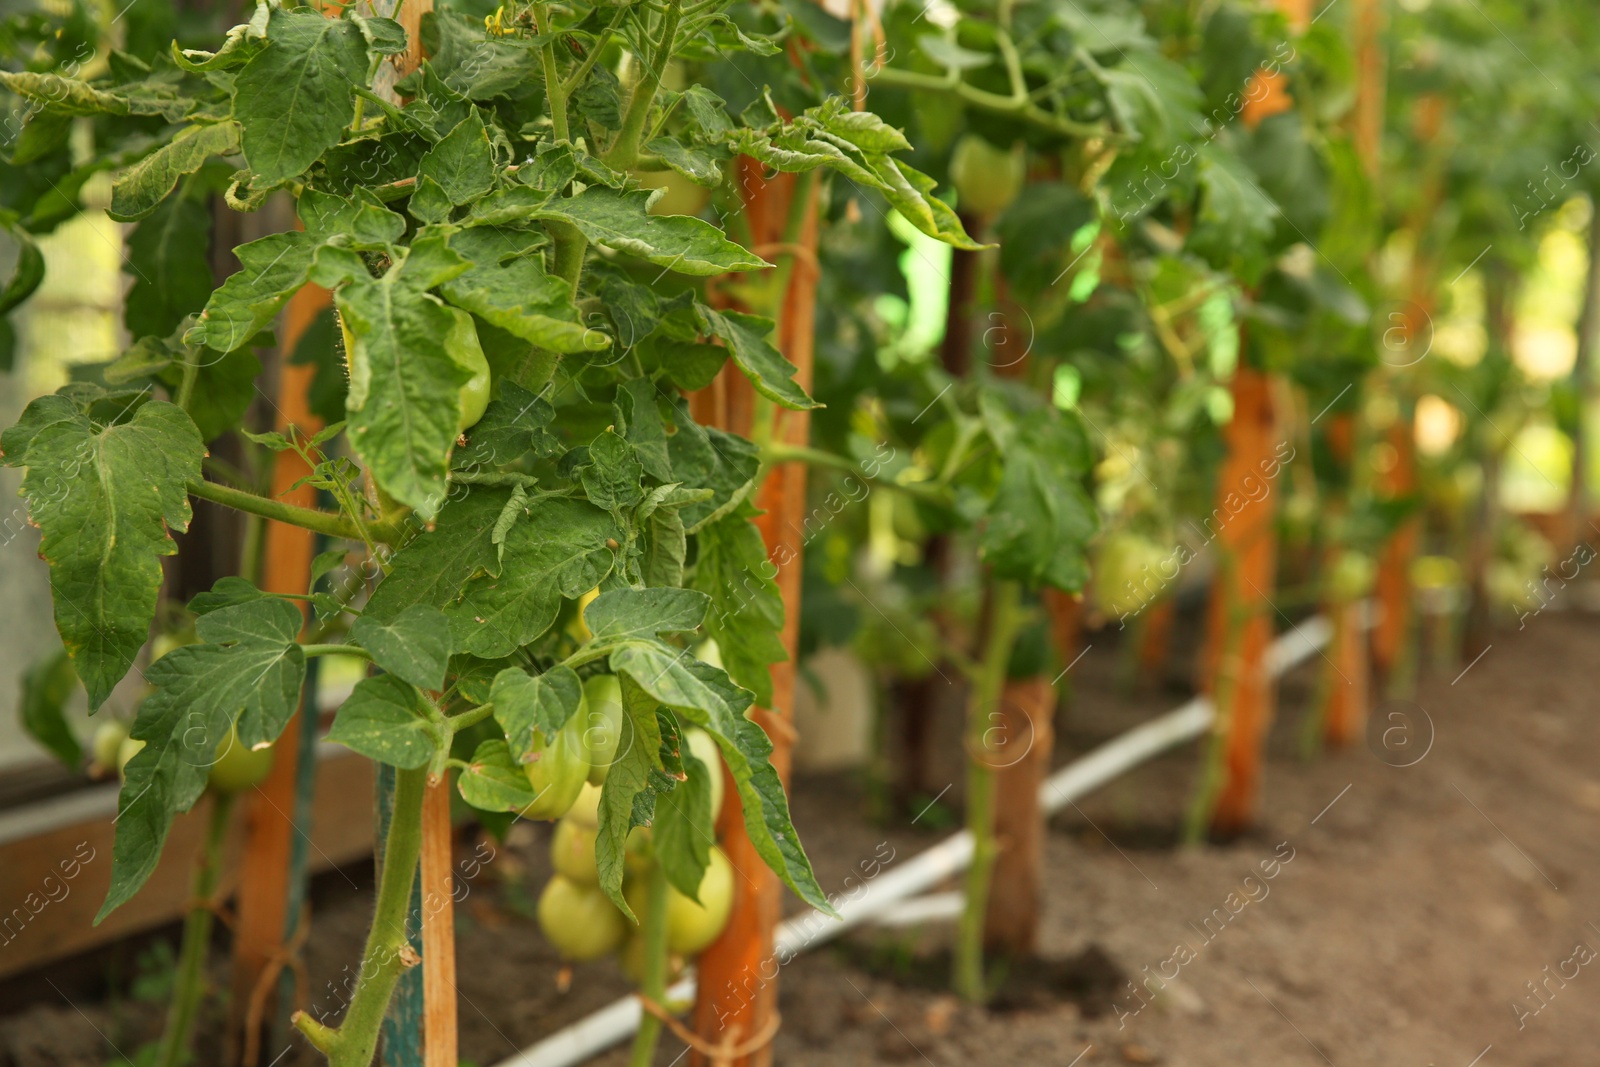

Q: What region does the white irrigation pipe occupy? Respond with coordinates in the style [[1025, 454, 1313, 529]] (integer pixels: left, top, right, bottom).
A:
[[493, 614, 1337, 1067]]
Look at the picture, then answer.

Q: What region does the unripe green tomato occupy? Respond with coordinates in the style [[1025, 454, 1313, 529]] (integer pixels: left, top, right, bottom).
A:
[[1092, 533, 1169, 618], [583, 674, 624, 786], [949, 134, 1025, 218], [636, 169, 711, 217], [117, 736, 146, 782], [567, 781, 602, 828], [208, 725, 276, 795], [617, 931, 686, 987], [521, 709, 592, 820], [537, 875, 627, 961], [1411, 554, 1461, 591], [150, 630, 194, 662], [625, 845, 735, 956], [91, 720, 130, 777], [445, 309, 491, 433], [1325, 550, 1376, 603], [683, 727, 725, 821], [624, 825, 655, 876], [694, 638, 723, 671], [551, 815, 600, 887]]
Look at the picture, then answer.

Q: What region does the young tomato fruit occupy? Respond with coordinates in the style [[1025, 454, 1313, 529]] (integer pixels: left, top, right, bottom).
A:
[[208, 725, 275, 794], [582, 674, 624, 785], [445, 309, 491, 433], [626, 845, 735, 956], [635, 168, 711, 217], [618, 932, 686, 986], [1325, 549, 1376, 603], [91, 719, 131, 778], [537, 875, 627, 961], [521, 708, 592, 820], [551, 815, 600, 887], [684, 726, 725, 820], [1092, 532, 1170, 618], [949, 134, 1025, 218]]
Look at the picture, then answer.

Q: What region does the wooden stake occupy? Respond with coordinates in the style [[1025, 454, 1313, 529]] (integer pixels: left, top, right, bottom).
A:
[[228, 282, 326, 1065], [420, 779, 458, 1067], [691, 163, 819, 1067], [981, 677, 1054, 954], [1202, 365, 1280, 836]]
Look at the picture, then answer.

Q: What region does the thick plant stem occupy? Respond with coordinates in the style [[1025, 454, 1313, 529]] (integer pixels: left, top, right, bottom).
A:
[[187, 478, 389, 542], [153, 791, 234, 1067], [629, 864, 672, 1067], [293, 766, 427, 1066], [1184, 551, 1244, 844], [534, 3, 570, 143], [549, 221, 588, 297], [604, 0, 681, 172], [953, 579, 1024, 1004]]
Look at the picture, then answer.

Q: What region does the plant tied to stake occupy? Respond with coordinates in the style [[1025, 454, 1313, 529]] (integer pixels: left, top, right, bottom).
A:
[[0, 0, 985, 1061]]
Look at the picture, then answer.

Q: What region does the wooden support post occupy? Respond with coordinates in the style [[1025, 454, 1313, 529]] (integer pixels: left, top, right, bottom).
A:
[[1203, 365, 1280, 837], [228, 282, 326, 1066], [691, 162, 819, 1067], [420, 779, 458, 1067], [981, 677, 1054, 955]]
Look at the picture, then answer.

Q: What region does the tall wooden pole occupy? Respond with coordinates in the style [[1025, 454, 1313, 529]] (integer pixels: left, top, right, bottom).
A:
[[690, 162, 819, 1067]]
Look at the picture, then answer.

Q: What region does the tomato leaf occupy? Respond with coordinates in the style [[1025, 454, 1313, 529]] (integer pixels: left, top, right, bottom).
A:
[[351, 605, 451, 691], [979, 412, 1098, 591], [690, 510, 786, 706], [327, 674, 437, 769], [653, 742, 713, 901], [98, 598, 304, 921], [664, 403, 761, 532], [583, 587, 710, 643], [124, 197, 213, 339], [440, 229, 598, 354], [593, 680, 672, 919], [698, 305, 819, 411], [418, 112, 495, 205], [110, 122, 240, 223], [1, 398, 204, 709], [232, 9, 370, 184], [362, 488, 508, 622], [609, 640, 833, 915], [581, 430, 644, 511], [190, 231, 318, 353], [446, 497, 621, 657], [20, 647, 81, 768], [489, 664, 582, 761], [531, 187, 770, 275], [457, 738, 541, 812], [332, 234, 473, 520]]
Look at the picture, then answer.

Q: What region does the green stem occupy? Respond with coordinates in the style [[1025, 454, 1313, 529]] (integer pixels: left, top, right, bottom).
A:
[[867, 64, 1115, 141], [628, 862, 672, 1067], [153, 791, 234, 1067], [293, 766, 428, 1067], [175, 344, 201, 414], [759, 443, 947, 503], [299, 643, 375, 661], [534, 3, 570, 143], [953, 579, 1024, 1004], [549, 220, 588, 297], [604, 0, 682, 171], [187, 478, 396, 543], [561, 7, 628, 96]]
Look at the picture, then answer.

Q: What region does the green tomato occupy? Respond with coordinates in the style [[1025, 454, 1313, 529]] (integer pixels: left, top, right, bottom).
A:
[[949, 134, 1025, 218], [117, 736, 146, 782], [1411, 554, 1461, 591], [445, 309, 491, 433], [1092, 533, 1170, 618], [1325, 550, 1376, 603], [537, 875, 627, 961], [521, 708, 592, 820], [567, 587, 602, 644], [694, 638, 723, 671], [150, 629, 195, 662], [567, 781, 602, 828], [625, 845, 735, 956], [583, 674, 624, 785], [551, 815, 600, 887], [91, 720, 130, 777], [636, 168, 711, 217], [683, 727, 725, 822], [208, 725, 276, 794]]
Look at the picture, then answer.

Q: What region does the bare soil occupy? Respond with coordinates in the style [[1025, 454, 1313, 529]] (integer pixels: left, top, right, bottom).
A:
[[4, 610, 1598, 1067]]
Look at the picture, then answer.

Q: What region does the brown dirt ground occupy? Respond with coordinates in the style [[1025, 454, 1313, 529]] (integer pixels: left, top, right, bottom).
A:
[[4, 609, 1598, 1067]]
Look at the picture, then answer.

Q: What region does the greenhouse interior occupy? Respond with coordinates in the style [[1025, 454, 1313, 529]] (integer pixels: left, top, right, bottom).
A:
[[0, 0, 1596, 1063]]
